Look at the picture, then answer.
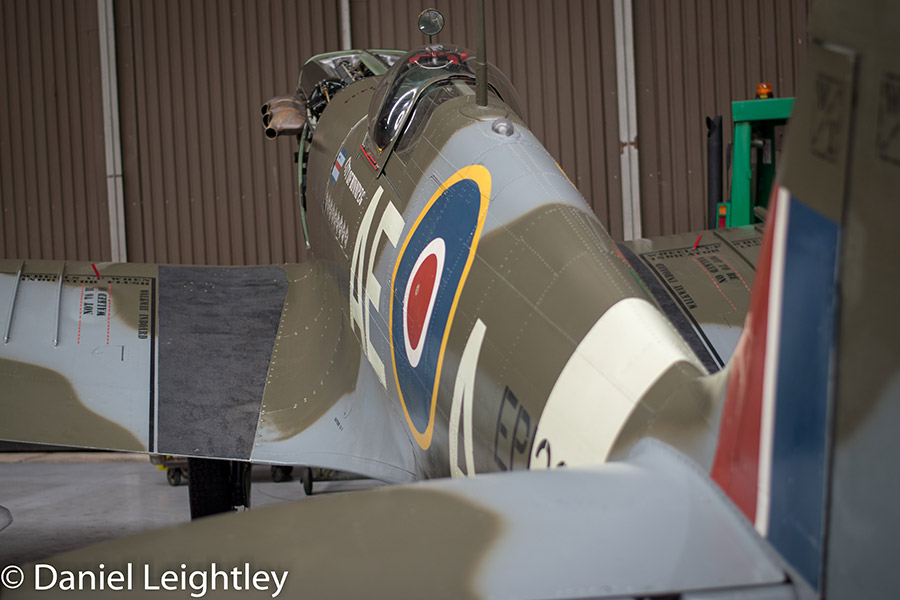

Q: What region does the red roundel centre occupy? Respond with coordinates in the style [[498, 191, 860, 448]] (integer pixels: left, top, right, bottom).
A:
[[407, 254, 438, 351]]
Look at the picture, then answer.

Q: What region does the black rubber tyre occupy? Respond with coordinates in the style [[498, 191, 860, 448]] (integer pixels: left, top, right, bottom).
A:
[[270, 465, 293, 483], [300, 466, 314, 496], [187, 458, 233, 520], [166, 468, 182, 486], [233, 462, 252, 509]]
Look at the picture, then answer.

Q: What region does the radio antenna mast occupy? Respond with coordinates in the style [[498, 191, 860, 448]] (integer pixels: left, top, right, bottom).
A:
[[476, 0, 488, 106]]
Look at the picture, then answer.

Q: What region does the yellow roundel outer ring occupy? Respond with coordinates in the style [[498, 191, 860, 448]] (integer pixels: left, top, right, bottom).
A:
[[389, 164, 492, 451]]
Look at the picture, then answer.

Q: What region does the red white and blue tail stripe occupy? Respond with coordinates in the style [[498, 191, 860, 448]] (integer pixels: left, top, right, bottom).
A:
[[712, 186, 840, 590]]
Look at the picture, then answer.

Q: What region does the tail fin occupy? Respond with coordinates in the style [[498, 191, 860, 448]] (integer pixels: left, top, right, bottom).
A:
[[712, 185, 838, 590], [711, 0, 900, 594]]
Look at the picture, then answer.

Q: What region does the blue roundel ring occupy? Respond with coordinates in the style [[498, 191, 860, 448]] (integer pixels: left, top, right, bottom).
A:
[[389, 165, 491, 450]]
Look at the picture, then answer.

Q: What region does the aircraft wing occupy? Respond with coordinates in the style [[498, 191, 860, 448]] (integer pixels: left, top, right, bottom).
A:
[[0, 504, 10, 534], [620, 225, 762, 373], [0, 259, 416, 483], [0, 439, 793, 600]]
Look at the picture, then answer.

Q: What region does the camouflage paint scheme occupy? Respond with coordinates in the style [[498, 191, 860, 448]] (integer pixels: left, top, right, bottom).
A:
[[2, 0, 899, 596], [0, 45, 759, 483], [1, 440, 786, 600]]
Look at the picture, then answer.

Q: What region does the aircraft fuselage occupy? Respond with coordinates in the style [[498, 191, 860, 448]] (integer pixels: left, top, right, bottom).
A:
[[302, 60, 708, 479]]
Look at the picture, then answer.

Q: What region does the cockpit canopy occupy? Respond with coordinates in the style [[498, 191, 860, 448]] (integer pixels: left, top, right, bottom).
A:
[[367, 45, 523, 154]]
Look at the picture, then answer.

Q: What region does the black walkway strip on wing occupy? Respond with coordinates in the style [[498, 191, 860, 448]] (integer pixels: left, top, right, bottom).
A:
[[618, 244, 721, 373], [156, 266, 288, 459]]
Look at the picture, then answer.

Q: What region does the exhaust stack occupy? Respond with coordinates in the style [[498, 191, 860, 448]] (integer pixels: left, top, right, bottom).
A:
[[260, 94, 306, 139]]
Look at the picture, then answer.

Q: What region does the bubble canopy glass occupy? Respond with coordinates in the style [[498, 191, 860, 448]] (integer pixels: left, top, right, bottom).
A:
[[367, 45, 523, 155]]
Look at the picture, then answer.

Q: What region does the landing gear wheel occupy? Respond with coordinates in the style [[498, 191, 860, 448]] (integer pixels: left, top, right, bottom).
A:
[[166, 468, 182, 486], [187, 459, 252, 520], [233, 461, 252, 510], [300, 467, 314, 496], [188, 458, 232, 520], [270, 465, 293, 483]]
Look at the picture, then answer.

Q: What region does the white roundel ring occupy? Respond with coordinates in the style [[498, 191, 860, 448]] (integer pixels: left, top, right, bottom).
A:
[[402, 237, 446, 368]]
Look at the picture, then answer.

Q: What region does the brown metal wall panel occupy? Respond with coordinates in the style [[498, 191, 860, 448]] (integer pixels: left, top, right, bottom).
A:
[[0, 0, 109, 261], [82, 2, 112, 261], [3, 1, 813, 264], [116, 0, 143, 263], [115, 0, 341, 266], [634, 0, 811, 238], [349, 0, 624, 238]]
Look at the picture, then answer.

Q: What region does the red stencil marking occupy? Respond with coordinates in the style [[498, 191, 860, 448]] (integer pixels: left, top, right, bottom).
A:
[[76, 282, 85, 345], [106, 282, 112, 344], [719, 255, 753, 293], [690, 256, 737, 311]]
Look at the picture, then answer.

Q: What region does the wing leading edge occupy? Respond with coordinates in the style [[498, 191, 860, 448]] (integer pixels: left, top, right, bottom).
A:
[[0, 440, 792, 600]]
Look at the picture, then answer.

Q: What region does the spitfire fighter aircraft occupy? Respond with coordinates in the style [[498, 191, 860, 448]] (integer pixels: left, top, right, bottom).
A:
[[1, 0, 898, 597]]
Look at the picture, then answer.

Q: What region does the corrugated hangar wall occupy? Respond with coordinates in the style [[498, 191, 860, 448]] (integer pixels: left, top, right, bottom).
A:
[[0, 0, 810, 265], [634, 0, 812, 237], [351, 0, 626, 239], [116, 0, 341, 264], [0, 0, 111, 261]]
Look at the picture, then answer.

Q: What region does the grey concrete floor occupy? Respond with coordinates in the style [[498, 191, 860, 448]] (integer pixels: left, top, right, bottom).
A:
[[0, 453, 383, 566]]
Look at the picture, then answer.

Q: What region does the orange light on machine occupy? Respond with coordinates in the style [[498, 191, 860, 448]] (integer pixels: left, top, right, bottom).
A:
[[756, 82, 774, 99], [718, 204, 728, 228]]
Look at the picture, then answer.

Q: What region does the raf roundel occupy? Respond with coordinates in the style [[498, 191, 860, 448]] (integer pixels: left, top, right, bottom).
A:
[[403, 238, 445, 369], [390, 165, 491, 450]]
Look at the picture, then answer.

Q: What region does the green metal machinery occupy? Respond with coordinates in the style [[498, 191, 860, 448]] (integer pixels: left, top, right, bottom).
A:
[[719, 96, 794, 227]]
